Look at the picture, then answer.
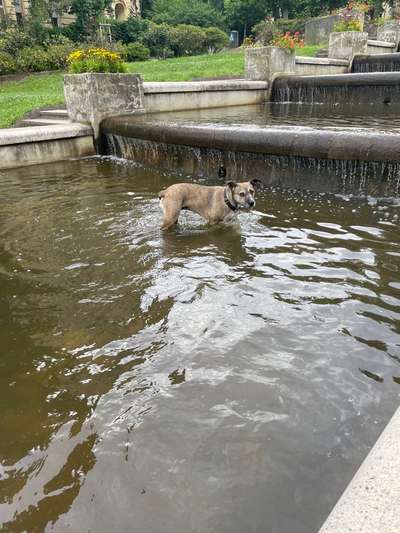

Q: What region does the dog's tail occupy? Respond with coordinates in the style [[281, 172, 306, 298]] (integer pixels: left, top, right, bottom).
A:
[[158, 189, 167, 200]]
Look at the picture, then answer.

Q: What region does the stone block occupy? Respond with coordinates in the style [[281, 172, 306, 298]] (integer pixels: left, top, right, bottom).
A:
[[329, 31, 368, 61], [64, 73, 145, 139], [245, 46, 295, 81], [377, 21, 400, 47]]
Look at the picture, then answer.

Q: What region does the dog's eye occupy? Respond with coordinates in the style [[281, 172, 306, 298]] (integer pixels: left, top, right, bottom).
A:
[[249, 189, 254, 194], [239, 192, 245, 197]]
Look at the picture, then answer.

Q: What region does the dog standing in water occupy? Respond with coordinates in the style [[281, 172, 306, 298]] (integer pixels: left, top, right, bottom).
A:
[[158, 180, 261, 230]]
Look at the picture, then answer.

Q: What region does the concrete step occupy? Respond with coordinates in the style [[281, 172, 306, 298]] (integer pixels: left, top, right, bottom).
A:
[[315, 48, 329, 58], [39, 109, 69, 119], [19, 118, 71, 127]]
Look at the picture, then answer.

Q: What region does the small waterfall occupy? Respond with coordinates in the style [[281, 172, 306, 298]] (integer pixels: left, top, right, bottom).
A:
[[103, 133, 400, 197], [352, 54, 400, 73], [272, 73, 400, 104]]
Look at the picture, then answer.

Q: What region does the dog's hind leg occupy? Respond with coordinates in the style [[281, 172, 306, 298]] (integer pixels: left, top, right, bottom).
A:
[[160, 199, 180, 230]]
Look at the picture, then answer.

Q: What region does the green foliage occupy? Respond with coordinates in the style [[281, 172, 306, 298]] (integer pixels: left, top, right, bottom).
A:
[[68, 48, 127, 73], [16, 47, 53, 72], [151, 0, 225, 28], [169, 24, 207, 56], [124, 42, 151, 61], [204, 26, 229, 52], [0, 29, 35, 56], [0, 52, 17, 75], [333, 19, 362, 30], [224, 0, 269, 40], [140, 22, 174, 58], [253, 18, 309, 45], [67, 0, 112, 42], [109, 16, 149, 44]]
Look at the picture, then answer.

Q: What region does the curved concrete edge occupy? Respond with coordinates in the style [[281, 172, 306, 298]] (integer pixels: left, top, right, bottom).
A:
[[295, 56, 349, 66], [0, 123, 93, 147], [319, 406, 400, 533], [367, 39, 396, 48], [273, 71, 400, 86], [101, 119, 400, 162], [143, 80, 268, 94]]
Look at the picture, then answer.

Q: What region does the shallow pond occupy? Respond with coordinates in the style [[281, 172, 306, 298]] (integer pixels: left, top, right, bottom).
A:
[[0, 158, 399, 532]]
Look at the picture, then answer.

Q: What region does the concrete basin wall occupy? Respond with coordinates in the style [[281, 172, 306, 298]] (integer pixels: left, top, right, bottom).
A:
[[295, 57, 349, 75], [143, 80, 269, 113], [367, 39, 396, 55], [0, 124, 95, 170], [272, 72, 400, 104]]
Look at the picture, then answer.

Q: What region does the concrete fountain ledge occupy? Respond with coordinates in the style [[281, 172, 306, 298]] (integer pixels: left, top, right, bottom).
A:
[[101, 118, 400, 162], [142, 80, 269, 113], [319, 406, 400, 533], [0, 123, 95, 170]]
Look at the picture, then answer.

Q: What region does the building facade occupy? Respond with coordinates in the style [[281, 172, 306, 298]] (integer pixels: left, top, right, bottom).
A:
[[0, 0, 140, 28]]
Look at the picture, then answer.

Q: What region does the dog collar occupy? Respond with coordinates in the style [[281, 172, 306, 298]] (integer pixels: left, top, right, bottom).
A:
[[224, 188, 238, 211]]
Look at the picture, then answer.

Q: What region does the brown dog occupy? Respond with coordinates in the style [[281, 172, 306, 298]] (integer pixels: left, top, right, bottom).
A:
[[158, 180, 261, 230]]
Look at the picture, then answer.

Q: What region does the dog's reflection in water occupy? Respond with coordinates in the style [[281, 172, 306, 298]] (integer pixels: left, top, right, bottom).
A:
[[160, 217, 252, 266]]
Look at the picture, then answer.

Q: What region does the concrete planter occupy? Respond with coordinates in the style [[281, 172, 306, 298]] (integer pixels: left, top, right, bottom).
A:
[[245, 46, 295, 81], [64, 73, 145, 139], [329, 31, 368, 60], [377, 20, 400, 47]]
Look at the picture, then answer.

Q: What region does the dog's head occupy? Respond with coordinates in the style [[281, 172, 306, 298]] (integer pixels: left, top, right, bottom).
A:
[[226, 179, 262, 209]]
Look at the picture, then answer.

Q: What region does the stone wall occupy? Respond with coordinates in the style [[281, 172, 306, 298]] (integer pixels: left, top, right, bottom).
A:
[[305, 15, 341, 45]]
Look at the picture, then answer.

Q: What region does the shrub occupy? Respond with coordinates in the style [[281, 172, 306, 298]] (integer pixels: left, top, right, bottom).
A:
[[151, 0, 225, 29], [253, 18, 308, 45], [0, 51, 16, 75], [45, 44, 75, 70], [204, 27, 229, 53], [170, 24, 207, 56], [109, 16, 149, 44], [16, 47, 53, 72], [67, 48, 127, 73], [140, 22, 174, 58], [272, 32, 304, 50], [124, 42, 150, 62], [333, 19, 363, 31], [0, 28, 35, 56]]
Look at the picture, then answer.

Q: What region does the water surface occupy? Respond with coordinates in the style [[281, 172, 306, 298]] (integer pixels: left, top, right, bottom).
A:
[[0, 158, 399, 532]]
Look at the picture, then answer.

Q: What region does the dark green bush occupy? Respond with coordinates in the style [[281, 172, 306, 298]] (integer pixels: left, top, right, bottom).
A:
[[170, 24, 207, 56], [204, 27, 229, 52], [109, 16, 149, 44], [0, 51, 17, 75], [45, 44, 76, 70], [16, 47, 52, 73], [124, 42, 151, 62], [140, 22, 174, 58], [0, 29, 35, 56]]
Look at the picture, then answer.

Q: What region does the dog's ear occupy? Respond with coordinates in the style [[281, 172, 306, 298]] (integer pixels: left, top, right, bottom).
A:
[[250, 179, 262, 189], [226, 180, 237, 189]]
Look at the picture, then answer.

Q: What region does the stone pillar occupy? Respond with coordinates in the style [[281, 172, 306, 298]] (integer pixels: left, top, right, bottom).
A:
[[328, 31, 368, 61], [245, 46, 295, 81], [64, 73, 145, 139]]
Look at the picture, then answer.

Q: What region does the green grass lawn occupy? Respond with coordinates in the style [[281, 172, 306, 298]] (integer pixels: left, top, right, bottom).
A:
[[0, 46, 323, 128]]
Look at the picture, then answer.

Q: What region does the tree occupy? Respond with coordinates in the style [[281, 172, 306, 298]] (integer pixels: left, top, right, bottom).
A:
[[224, 0, 270, 39], [151, 0, 225, 28], [68, 0, 112, 42]]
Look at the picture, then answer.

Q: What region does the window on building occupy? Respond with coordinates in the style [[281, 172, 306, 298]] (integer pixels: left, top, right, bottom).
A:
[[16, 12, 23, 25], [51, 16, 59, 27]]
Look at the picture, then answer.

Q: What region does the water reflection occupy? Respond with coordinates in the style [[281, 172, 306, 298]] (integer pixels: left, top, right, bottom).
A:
[[0, 159, 399, 533]]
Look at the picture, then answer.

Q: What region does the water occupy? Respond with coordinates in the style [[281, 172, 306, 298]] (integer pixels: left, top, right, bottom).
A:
[[1, 158, 400, 533], [271, 73, 400, 105], [112, 102, 400, 134]]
